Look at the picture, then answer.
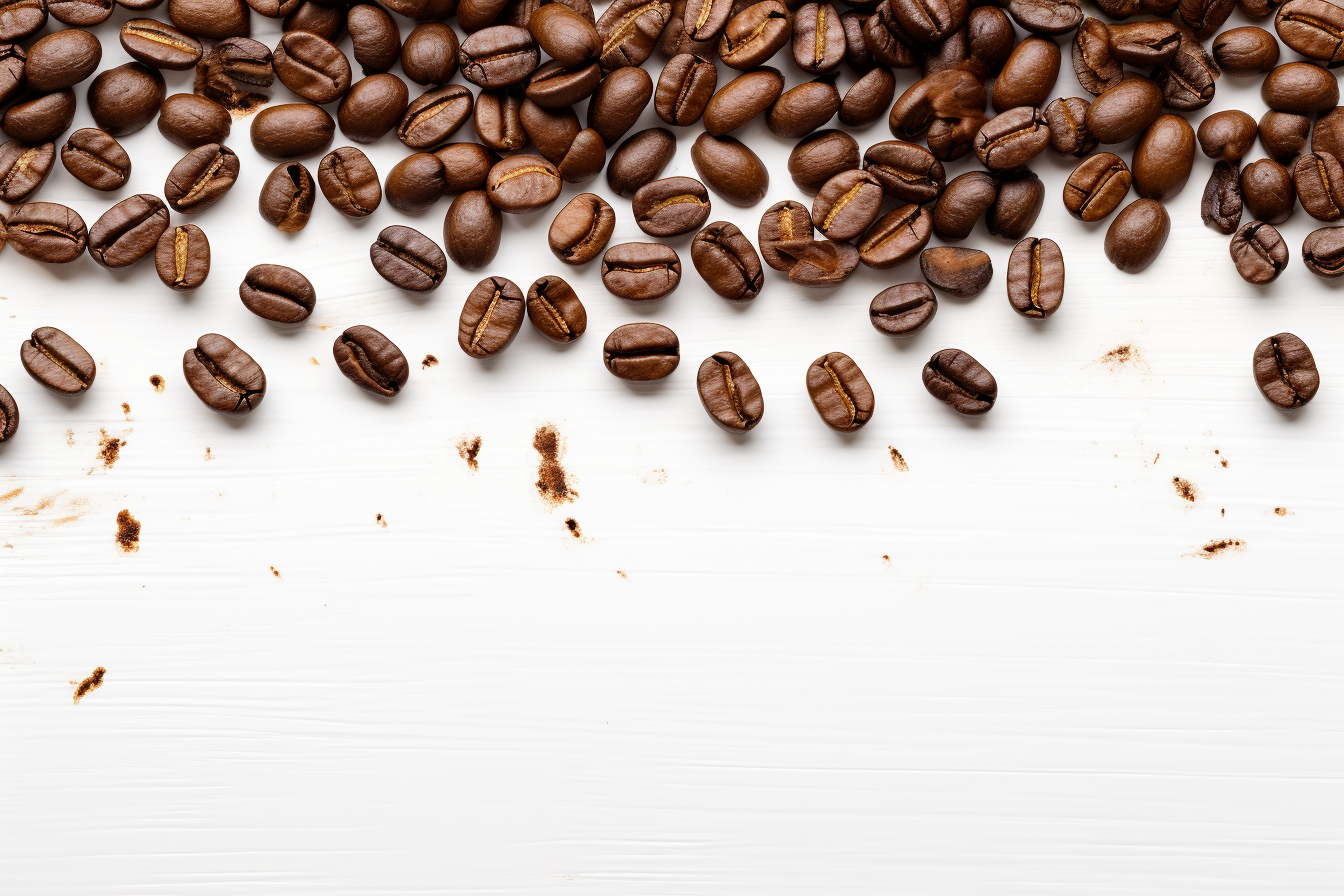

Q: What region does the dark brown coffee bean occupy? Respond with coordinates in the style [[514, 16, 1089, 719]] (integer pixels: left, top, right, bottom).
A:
[[586, 65, 653, 145], [526, 276, 587, 342], [155, 223, 209, 290], [683, 0, 732, 42], [273, 31, 351, 104], [604, 323, 679, 380], [0, 381, 18, 444], [987, 168, 1044, 240], [1259, 110, 1309, 162], [434, 143, 497, 195], [0, 0, 47, 41], [840, 66, 895, 127], [1104, 198, 1170, 272], [1177, 0, 1233, 40], [974, 105, 1049, 170], [521, 97, 581, 160], [1276, 0, 1344, 64], [654, 53, 715, 126], [1302, 225, 1344, 276], [556, 126, 607, 184], [530, 2, 601, 67], [54, 0, 112, 25], [25, 28, 101, 93], [758, 199, 815, 271], [601, 242, 681, 299], [385, 153, 446, 215], [371, 225, 446, 291], [921, 246, 992, 297], [869, 282, 937, 336], [923, 348, 995, 415], [787, 239, 860, 286], [87, 63, 164, 136], [767, 77, 841, 139], [893, 0, 968, 43], [392, 84, 468, 149], [526, 59, 601, 108], [810, 169, 882, 241], [1063, 152, 1130, 222], [691, 221, 762, 300], [862, 1, 920, 68], [964, 5, 1015, 75], [1072, 17, 1122, 95], [1108, 20, 1180, 66], [888, 70, 987, 163], [1212, 25, 1279, 74], [690, 133, 769, 207], [195, 37, 271, 112], [250, 104, 335, 160], [283, 1, 344, 42], [0, 140, 54, 203], [169, 0, 249, 39], [782, 131, 856, 196], [183, 333, 265, 415], [1005, 236, 1063, 318], [163, 143, 239, 214], [1197, 110, 1257, 163], [693, 351, 768, 435], [1132, 114, 1195, 201], [318, 146, 380, 217], [789, 2, 843, 74], [1263, 61, 1338, 113], [89, 193, 169, 268], [549, 192, 615, 264], [21, 327, 95, 394], [460, 25, 538, 87], [457, 277, 525, 358], [1085, 77, 1163, 144], [1313, 106, 1344, 158], [1293, 152, 1344, 221], [858, 203, 932, 269], [596, 0, 670, 71], [3, 90, 76, 144], [1154, 22, 1218, 110], [1229, 220, 1288, 284], [473, 87, 525, 151], [334, 325, 408, 397], [256, 164, 313, 235], [157, 93, 231, 148], [0, 42, 24, 107], [458, 0, 509, 31], [332, 74, 407, 144], [485, 153, 561, 212], [401, 22, 459, 85], [348, 4, 401, 74], [806, 352, 873, 431], [704, 68, 783, 136], [1043, 96, 1097, 157], [1253, 332, 1319, 409], [1201, 160, 1243, 234], [719, 0, 790, 69], [8, 202, 86, 264], [992, 37, 1058, 113], [1242, 158, 1296, 224], [931, 169, 996, 239], [444, 189, 501, 269], [632, 176, 711, 237], [240, 263, 315, 322]]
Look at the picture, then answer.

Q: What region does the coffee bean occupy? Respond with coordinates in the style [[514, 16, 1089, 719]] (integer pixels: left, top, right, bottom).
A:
[[483, 153, 560, 213], [0, 42, 24, 106], [758, 199, 814, 271], [444, 190, 502, 270], [1043, 96, 1097, 156], [1108, 20, 1180, 65], [858, 204, 932, 269], [719, 0, 791, 69], [87, 62, 164, 136], [1131, 114, 1195, 201], [1072, 17, 1122, 96], [691, 221, 762, 300], [155, 223, 209, 290], [1005, 236, 1064, 318], [862, 140, 944, 204], [992, 37, 1058, 113], [549, 192, 615, 265], [888, 70, 988, 162], [1275, 0, 1344, 63], [164, 144, 239, 214], [318, 146, 380, 217], [273, 31, 351, 104], [607, 127, 674, 196], [1313, 106, 1344, 158], [632, 176, 711, 237], [259, 162, 315, 232], [0, 0, 46, 41], [921, 246, 992, 297], [557, 127, 607, 184], [530, 2, 601, 67], [1292, 152, 1344, 221], [392, 84, 469, 149], [786, 130, 859, 195], [1104, 198, 1170, 272], [604, 322, 679, 380], [21, 327, 95, 394], [1242, 158, 1296, 224], [696, 352, 764, 431], [704, 67, 783, 136], [332, 74, 407, 144], [526, 276, 587, 342], [183, 333, 266, 415], [473, 87, 526, 152], [0, 140, 54, 203], [863, 1, 920, 69], [683, 0, 732, 42], [8, 202, 88, 263], [251, 104, 335, 160], [156, 93, 230, 149], [1197, 110, 1257, 163], [1263, 61, 1339, 113], [460, 25, 538, 88], [654, 53, 715, 126], [806, 352, 873, 431], [869, 283, 937, 336], [789, 2, 843, 74], [1153, 21, 1218, 110], [240, 263, 315, 322], [0, 382, 17, 444], [334, 325, 409, 397], [923, 348, 996, 415], [840, 66, 896, 128], [197, 37, 272, 111], [987, 168, 1044, 240], [767, 77, 841, 139], [1253, 332, 1319, 409], [809, 170, 880, 242], [434, 143, 497, 196], [283, 1, 344, 42], [458, 0, 508, 31], [1085, 77, 1163, 144], [601, 242, 681, 300], [518, 99, 582, 165], [1063, 152, 1130, 222], [1201, 160, 1243, 234], [974, 106, 1050, 171], [1303, 226, 1344, 276], [688, 134, 769, 207], [526, 59, 601, 110], [384, 153, 445, 215], [89, 193, 169, 268], [170, 0, 250, 39], [56, 0, 111, 24], [788, 239, 860, 286], [456, 277, 525, 359], [586, 66, 653, 145], [340, 4, 397, 76], [1230, 220, 1288, 284], [3, 89, 76, 144], [371, 225, 447, 291], [1259, 110, 1310, 162], [402, 22, 460, 85], [1212, 25, 1279, 75], [25, 27, 101, 93], [596, 0, 670, 72], [932, 170, 997, 240]]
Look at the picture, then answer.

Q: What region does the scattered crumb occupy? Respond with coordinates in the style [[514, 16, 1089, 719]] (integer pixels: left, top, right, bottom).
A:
[[3, 543, 12, 549], [1221, 508, 1225, 516], [115, 509, 140, 553], [308, 357, 319, 365], [1102, 344, 1138, 365], [1274, 507, 1292, 516], [1192, 538, 1246, 558], [422, 354, 439, 368], [882, 554, 891, 567], [96, 429, 124, 470], [1215, 449, 1228, 468], [149, 375, 164, 392], [565, 517, 582, 538], [457, 435, 481, 472], [319, 325, 329, 331], [270, 566, 281, 578], [640, 468, 669, 485], [0, 487, 22, 503], [534, 424, 576, 506], [66, 429, 75, 447], [121, 402, 132, 420], [888, 447, 908, 471], [616, 570, 627, 578], [1153, 452, 1160, 465], [376, 513, 387, 528], [72, 667, 105, 704], [204, 447, 213, 461], [1172, 476, 1198, 502]]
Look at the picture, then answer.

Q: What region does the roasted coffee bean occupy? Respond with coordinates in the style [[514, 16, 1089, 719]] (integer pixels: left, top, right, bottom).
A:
[[558, 125, 607, 184], [923, 348, 995, 415], [89, 193, 169, 268], [384, 153, 445, 215], [1313, 105, 1344, 157], [393, 84, 468, 149], [716, 0, 789, 70], [1242, 158, 1296, 224], [863, 1, 920, 69], [602, 242, 681, 299], [1009, 0, 1083, 34], [790, 129, 860, 193], [3, 90, 76, 144], [318, 146, 380, 217], [401, 22, 459, 85], [334, 325, 408, 397], [334, 74, 408, 143], [840, 65, 896, 127], [258, 163, 315, 232], [655, 53, 716, 126], [273, 31, 351, 105], [348, 3, 401, 74], [457, 277, 526, 359], [87, 63, 164, 136], [869, 283, 937, 335], [240, 263, 315, 322], [691, 221, 762, 300], [893, 0, 968, 43], [444, 190, 502, 269], [530, 2, 601, 66], [1302, 226, 1344, 276], [460, 25, 538, 87], [811, 169, 882, 241], [474, 87, 526, 152], [1202, 160, 1243, 234], [1072, 17, 1122, 95], [25, 27, 101, 93], [604, 322, 679, 380], [0, 0, 47, 41], [21, 327, 95, 394], [1132, 114, 1195, 201], [1109, 20, 1180, 65], [1043, 96, 1096, 157], [371, 225, 446, 291], [1180, 0, 1236, 39], [195, 38, 271, 111], [1197, 109, 1257, 162], [974, 106, 1050, 171], [1085, 77, 1163, 144], [1293, 152, 1344, 221], [55, 0, 112, 26], [526, 276, 587, 342], [163, 144, 239, 214], [703, 67, 783, 136], [1154, 21, 1218, 110], [992, 37, 1058, 113], [662, 0, 716, 58], [806, 352, 873, 431], [157, 93, 231, 148], [1259, 110, 1310, 162], [0, 42, 23, 106], [1253, 332, 1319, 409], [1212, 25, 1279, 74], [920, 246, 992, 297], [690, 133, 769, 207], [758, 199, 814, 271], [1096, 0, 1178, 17], [549, 192, 615, 264], [518, 99, 580, 163], [767, 77, 841, 139], [683, 0, 731, 42], [888, 70, 987, 162], [1263, 61, 1339, 113], [697, 351, 766, 433], [435, 143, 496, 195], [858, 204, 932, 269], [0, 140, 54, 203], [169, 0, 249, 39], [955, 5, 1014, 76], [527, 59, 601, 108], [485, 153, 561, 212], [1276, 0, 1344, 64], [1230, 220, 1288, 284], [155, 223, 209, 290], [250, 104, 335, 160], [787, 239, 860, 286], [986, 168, 1044, 240], [0, 382, 17, 444], [8, 202, 88, 263], [932, 169, 997, 239], [792, 1, 844, 74], [1104, 198, 1170, 272], [1006, 236, 1063, 318], [632, 176, 711, 237], [586, 66, 653, 145], [183, 334, 265, 415], [596, 0, 670, 71], [1063, 152, 1130, 222], [458, 0, 509, 31], [282, 1, 344, 42]]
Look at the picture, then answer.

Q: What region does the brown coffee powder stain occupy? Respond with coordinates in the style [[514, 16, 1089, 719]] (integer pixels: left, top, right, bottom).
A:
[[889, 447, 908, 471], [565, 517, 582, 538], [1215, 449, 1228, 468], [422, 354, 439, 368], [0, 486, 23, 503], [15, 492, 63, 515], [149, 375, 164, 392], [1193, 538, 1245, 558], [457, 435, 481, 472], [73, 667, 105, 704], [1274, 507, 1292, 516], [376, 513, 387, 527], [121, 402, 132, 420], [116, 509, 140, 552], [97, 430, 124, 469], [1173, 477, 1198, 502], [534, 424, 576, 506], [270, 566, 281, 578], [616, 570, 627, 578], [1102, 344, 1138, 365], [308, 357, 319, 365], [882, 554, 891, 566], [66, 429, 76, 447], [1153, 453, 1160, 465]]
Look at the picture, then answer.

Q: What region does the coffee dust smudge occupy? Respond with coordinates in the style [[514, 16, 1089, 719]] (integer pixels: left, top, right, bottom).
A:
[[204, 447, 214, 461], [640, 468, 669, 485], [1193, 538, 1246, 558], [66, 429, 76, 447], [1172, 477, 1198, 502], [882, 554, 891, 566], [1274, 507, 1292, 516], [534, 424, 576, 506], [616, 570, 627, 578], [72, 667, 105, 704], [116, 509, 140, 553], [121, 402, 132, 420], [422, 354, 439, 369], [457, 435, 481, 472], [1221, 508, 1225, 516], [565, 517, 582, 538], [96, 429, 124, 469], [376, 513, 387, 528], [15, 491, 63, 515], [308, 357, 319, 365], [1102, 344, 1137, 365], [1153, 452, 1160, 465], [0, 486, 24, 504], [889, 447, 908, 471], [1215, 449, 1228, 468], [149, 375, 164, 392], [270, 566, 281, 578]]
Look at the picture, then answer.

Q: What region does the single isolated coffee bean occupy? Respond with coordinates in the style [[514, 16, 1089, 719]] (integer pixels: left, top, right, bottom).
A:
[[858, 204, 933, 269], [602, 242, 681, 299], [789, 130, 859, 194], [549, 192, 615, 265], [273, 31, 352, 105], [155, 224, 209, 291], [1230, 221, 1289, 284], [250, 104, 336, 161], [401, 22, 460, 85], [697, 352, 764, 431], [385, 152, 446, 215], [932, 170, 997, 240], [339, 74, 411, 144], [88, 193, 169, 268], [0, 382, 17, 444], [164, 144, 239, 214], [1197, 110, 1258, 163], [921, 246, 993, 297], [259, 163, 315, 233], [1006, 236, 1064, 318], [87, 63, 164, 136], [485, 153, 562, 212], [806, 352, 873, 432], [371, 225, 447, 291], [318, 146, 381, 217], [690, 133, 769, 207], [1063, 152, 1131, 222], [869, 282, 937, 336], [21, 327, 96, 394], [121, 18, 202, 70], [1293, 152, 1344, 221], [1262, 62, 1339, 114], [787, 239, 860, 286], [8, 202, 88, 263], [183, 334, 266, 415], [1302, 226, 1344, 277], [691, 221, 762, 300], [1242, 158, 1296, 224], [607, 127, 675, 196], [633, 176, 711, 237], [334, 325, 409, 397], [444, 190, 502, 270], [240, 263, 315, 322], [157, 93, 231, 148], [604, 322, 680, 381], [758, 199, 814, 271], [1202, 160, 1243, 234], [526, 276, 587, 343], [1252, 332, 1319, 409], [922, 348, 996, 415], [0, 140, 55, 203], [1104, 198, 1170, 272]]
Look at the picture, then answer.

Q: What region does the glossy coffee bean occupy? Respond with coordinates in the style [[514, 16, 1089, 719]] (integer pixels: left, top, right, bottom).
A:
[[682, 0, 732, 43], [0, 0, 47, 41], [531, 2, 601, 67], [240, 263, 314, 322], [806, 352, 873, 431], [1262, 62, 1339, 114], [556, 127, 607, 184], [1104, 198, 1170, 272], [1242, 159, 1296, 224], [3, 90, 76, 143], [863, 140, 944, 203], [1154, 22, 1218, 110], [920, 246, 992, 297], [474, 88, 527, 152], [258, 163, 315, 232], [155, 224, 209, 290], [21, 327, 95, 394], [992, 37, 1058, 113], [840, 66, 896, 128], [549, 192, 615, 265], [974, 106, 1050, 171], [251, 104, 335, 160], [888, 70, 987, 162], [1132, 114, 1194, 201], [460, 25, 538, 87], [348, 4, 400, 75], [8, 202, 88, 263], [787, 239, 860, 287], [633, 176, 711, 237], [758, 199, 814, 271], [169, 0, 250, 39], [0, 43, 23, 106], [793, 2, 844, 73], [1312, 106, 1344, 158], [25, 28, 101, 93], [397, 84, 470, 149], [384, 153, 445, 215], [1292, 152, 1344, 221], [163, 144, 239, 214], [691, 221, 762, 300], [1108, 20, 1180, 65], [697, 352, 764, 431], [788, 130, 859, 193], [485, 153, 561, 212], [602, 242, 681, 300], [812, 169, 882, 241], [1063, 152, 1130, 222], [526, 276, 587, 342], [1043, 96, 1096, 157], [443, 190, 502, 270], [435, 143, 496, 195], [858, 204, 932, 269], [371, 225, 446, 291], [767, 77, 841, 139], [1302, 226, 1344, 277], [604, 322, 680, 381], [333, 74, 407, 143], [704, 67, 783, 136], [655, 53, 715, 126], [87, 63, 164, 136], [987, 168, 1044, 240], [1212, 25, 1279, 74], [596, 0, 670, 72], [586, 66, 653, 145], [1072, 17, 1121, 96], [1197, 110, 1257, 163], [607, 127, 674, 196], [1230, 221, 1288, 284], [62, 129, 128, 191], [0, 382, 17, 444], [923, 348, 996, 415], [718, 0, 790, 70], [1085, 78, 1163, 144], [520, 100, 582, 163], [1275, 0, 1344, 62], [335, 325, 408, 397], [1253, 332, 1319, 409], [931, 170, 997, 240], [157, 93, 230, 148], [863, 0, 920, 68], [272, 31, 351, 104], [0, 140, 54, 202], [88, 193, 169, 268], [869, 282, 937, 336], [1006, 236, 1064, 318], [690, 133, 768, 207], [317, 146, 380, 217], [1202, 160, 1243, 234], [1259, 110, 1310, 162], [183, 334, 265, 415], [527, 59, 602, 109], [401, 22, 459, 85]]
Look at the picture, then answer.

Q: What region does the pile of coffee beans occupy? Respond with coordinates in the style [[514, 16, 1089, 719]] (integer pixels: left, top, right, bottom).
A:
[[0, 0, 1334, 444]]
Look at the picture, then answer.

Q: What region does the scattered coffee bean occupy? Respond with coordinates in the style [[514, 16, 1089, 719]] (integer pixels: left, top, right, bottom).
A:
[[703, 67, 783, 136], [1302, 226, 1344, 277], [1006, 237, 1064, 318], [549, 192, 615, 265], [1292, 152, 1344, 222], [767, 77, 840, 139], [402, 22, 460, 85], [987, 168, 1044, 240], [840, 66, 896, 127], [164, 143, 239, 214], [3, 89, 76, 144], [1202, 160, 1244, 235], [318, 146, 381, 217], [1063, 152, 1131, 222], [486, 153, 562, 212], [607, 127, 675, 196], [385, 152, 446, 215], [444, 190, 502, 270], [1253, 332, 1319, 409], [921, 246, 993, 298], [183, 333, 265, 415], [923, 348, 996, 415], [632, 176, 711, 237], [1230, 221, 1289, 285], [789, 129, 859, 193], [863, 140, 944, 203], [436, 143, 497, 195], [460, 25, 539, 87], [348, 3, 402, 75], [858, 204, 932, 269], [89, 193, 169, 268], [697, 352, 764, 431], [690, 132, 769, 207], [62, 128, 130, 192], [1213, 25, 1279, 75], [155, 224, 209, 291], [335, 325, 409, 397], [371, 225, 447, 291], [812, 169, 883, 241], [339, 74, 411, 144], [1259, 110, 1310, 162], [757, 200, 814, 271], [1197, 110, 1258, 163], [788, 239, 859, 286], [602, 242, 681, 299], [604, 322, 680, 380], [869, 282, 937, 336], [0, 140, 55, 203], [474, 87, 527, 152], [932, 170, 998, 240], [1085, 78, 1164, 144], [397, 83, 470, 149], [1043, 96, 1097, 157], [1132, 114, 1195, 201], [526, 276, 587, 343], [806, 352, 873, 431], [259, 163, 315, 233], [655, 53, 716, 126], [0, 382, 17, 444], [586, 65, 653, 145], [1242, 158, 1297, 224], [1262, 61, 1338, 114], [1105, 198, 1171, 273], [691, 221, 762, 300], [250, 104, 335, 161], [21, 327, 96, 394], [88, 62, 164, 136], [8, 202, 88, 263], [240, 264, 315, 323], [273, 31, 351, 105]]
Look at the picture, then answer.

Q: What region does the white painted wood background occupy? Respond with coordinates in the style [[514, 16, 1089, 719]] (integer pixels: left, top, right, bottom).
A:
[[2, 6, 1341, 892]]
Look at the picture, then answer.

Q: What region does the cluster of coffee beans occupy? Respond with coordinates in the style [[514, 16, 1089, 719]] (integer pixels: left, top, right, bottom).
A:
[[0, 0, 1334, 447]]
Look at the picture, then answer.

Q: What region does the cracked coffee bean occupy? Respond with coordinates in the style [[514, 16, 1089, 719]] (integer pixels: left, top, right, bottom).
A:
[[183, 333, 266, 415], [922, 348, 997, 415], [335, 325, 409, 397], [20, 326, 96, 394], [806, 351, 873, 431], [697, 351, 764, 431]]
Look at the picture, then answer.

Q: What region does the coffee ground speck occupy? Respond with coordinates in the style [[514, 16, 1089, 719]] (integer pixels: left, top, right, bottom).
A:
[[97, 430, 124, 469], [73, 667, 105, 704], [116, 510, 140, 552], [1196, 538, 1245, 558], [422, 354, 439, 368], [149, 375, 164, 392], [565, 517, 581, 538], [1173, 476, 1198, 502], [889, 447, 908, 471], [534, 424, 576, 506], [457, 435, 481, 472]]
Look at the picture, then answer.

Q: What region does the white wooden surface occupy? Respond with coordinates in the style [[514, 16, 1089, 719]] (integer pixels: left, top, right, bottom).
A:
[[2, 7, 1342, 893]]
